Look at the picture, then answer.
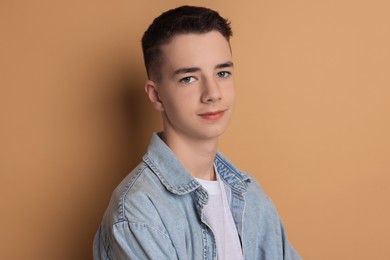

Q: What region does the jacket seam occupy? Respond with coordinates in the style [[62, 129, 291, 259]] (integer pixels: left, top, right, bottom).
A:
[[118, 165, 148, 220], [113, 219, 171, 241]]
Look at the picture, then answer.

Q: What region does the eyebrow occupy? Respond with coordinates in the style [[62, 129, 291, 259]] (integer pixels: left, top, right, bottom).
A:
[[173, 61, 234, 76], [173, 67, 201, 75], [215, 61, 234, 69]]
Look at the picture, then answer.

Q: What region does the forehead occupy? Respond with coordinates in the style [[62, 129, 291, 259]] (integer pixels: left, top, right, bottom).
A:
[[159, 31, 232, 72]]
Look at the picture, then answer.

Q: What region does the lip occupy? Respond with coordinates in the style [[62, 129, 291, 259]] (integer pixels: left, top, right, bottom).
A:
[[198, 109, 226, 120]]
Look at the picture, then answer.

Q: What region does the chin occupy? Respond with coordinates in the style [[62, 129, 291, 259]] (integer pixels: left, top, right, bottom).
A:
[[197, 126, 228, 140]]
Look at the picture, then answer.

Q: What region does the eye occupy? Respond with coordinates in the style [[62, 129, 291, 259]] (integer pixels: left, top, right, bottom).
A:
[[179, 76, 196, 84], [216, 71, 231, 78]]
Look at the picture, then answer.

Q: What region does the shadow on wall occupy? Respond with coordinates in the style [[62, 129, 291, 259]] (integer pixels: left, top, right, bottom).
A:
[[64, 59, 160, 259]]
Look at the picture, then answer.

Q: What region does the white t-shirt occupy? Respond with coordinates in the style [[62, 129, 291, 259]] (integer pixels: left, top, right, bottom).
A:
[[196, 170, 244, 260]]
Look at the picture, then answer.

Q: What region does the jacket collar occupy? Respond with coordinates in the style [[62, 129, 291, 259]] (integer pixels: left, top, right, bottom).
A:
[[143, 132, 251, 195]]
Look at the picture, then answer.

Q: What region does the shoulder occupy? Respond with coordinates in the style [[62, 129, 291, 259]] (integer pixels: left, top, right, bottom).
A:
[[241, 172, 278, 213], [104, 162, 170, 225], [244, 172, 268, 200]]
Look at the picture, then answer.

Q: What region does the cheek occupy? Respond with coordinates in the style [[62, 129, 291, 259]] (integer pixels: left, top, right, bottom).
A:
[[162, 95, 193, 116], [225, 85, 236, 104], [171, 90, 198, 107], [232, 87, 236, 101]]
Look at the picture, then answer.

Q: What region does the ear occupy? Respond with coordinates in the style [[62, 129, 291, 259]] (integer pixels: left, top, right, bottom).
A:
[[144, 80, 164, 112]]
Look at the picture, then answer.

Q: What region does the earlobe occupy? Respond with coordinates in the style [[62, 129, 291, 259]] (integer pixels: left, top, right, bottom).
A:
[[144, 80, 164, 112]]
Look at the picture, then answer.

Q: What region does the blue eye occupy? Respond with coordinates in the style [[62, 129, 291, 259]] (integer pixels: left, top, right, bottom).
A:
[[180, 76, 196, 84], [216, 71, 231, 78]]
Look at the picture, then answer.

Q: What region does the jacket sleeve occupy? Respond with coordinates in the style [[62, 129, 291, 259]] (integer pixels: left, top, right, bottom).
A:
[[279, 218, 302, 260], [93, 220, 179, 260], [245, 176, 302, 259]]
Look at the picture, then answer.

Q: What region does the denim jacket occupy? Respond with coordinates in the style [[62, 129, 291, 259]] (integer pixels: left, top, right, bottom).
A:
[[93, 133, 301, 260]]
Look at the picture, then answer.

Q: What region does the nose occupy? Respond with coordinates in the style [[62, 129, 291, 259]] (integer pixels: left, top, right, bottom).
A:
[[201, 77, 222, 104]]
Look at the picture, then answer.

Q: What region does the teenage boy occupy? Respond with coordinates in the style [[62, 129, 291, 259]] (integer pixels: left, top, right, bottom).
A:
[[93, 5, 300, 260]]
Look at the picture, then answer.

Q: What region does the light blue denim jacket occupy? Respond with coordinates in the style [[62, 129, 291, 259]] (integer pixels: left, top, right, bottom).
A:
[[93, 133, 301, 259]]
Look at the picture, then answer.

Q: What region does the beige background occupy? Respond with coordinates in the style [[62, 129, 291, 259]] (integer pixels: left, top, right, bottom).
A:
[[1, 0, 389, 259]]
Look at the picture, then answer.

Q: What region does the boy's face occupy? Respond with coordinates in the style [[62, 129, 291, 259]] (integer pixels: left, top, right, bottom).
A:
[[146, 31, 235, 141]]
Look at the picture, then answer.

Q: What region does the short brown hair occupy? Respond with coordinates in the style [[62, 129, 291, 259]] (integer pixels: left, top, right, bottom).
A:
[[141, 5, 233, 80]]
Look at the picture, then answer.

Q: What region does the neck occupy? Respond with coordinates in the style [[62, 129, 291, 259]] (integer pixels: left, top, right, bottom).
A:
[[162, 131, 218, 181]]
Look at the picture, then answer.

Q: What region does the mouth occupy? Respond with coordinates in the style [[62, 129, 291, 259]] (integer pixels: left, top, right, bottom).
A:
[[198, 109, 227, 120]]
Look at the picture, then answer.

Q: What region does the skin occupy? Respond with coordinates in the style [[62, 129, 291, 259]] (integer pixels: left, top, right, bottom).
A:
[[144, 31, 235, 180]]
